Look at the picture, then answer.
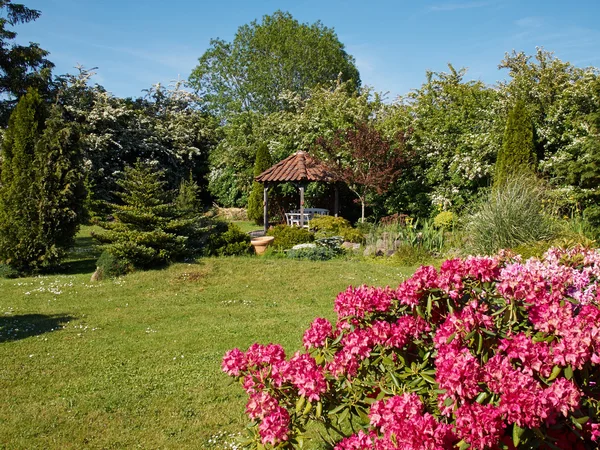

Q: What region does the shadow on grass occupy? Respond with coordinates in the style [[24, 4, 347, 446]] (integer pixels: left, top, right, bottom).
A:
[[0, 314, 74, 343], [57, 236, 102, 276]]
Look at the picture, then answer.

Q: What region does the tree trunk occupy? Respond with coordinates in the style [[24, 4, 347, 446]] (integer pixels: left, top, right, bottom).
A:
[[361, 200, 365, 223]]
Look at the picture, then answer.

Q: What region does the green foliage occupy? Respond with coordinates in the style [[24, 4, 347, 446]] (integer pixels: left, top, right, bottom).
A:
[[56, 70, 219, 215], [206, 222, 253, 256], [366, 219, 447, 258], [309, 215, 364, 243], [176, 178, 202, 214], [286, 245, 337, 261], [92, 162, 197, 269], [550, 77, 600, 228], [392, 243, 434, 266], [495, 100, 537, 186], [95, 249, 130, 278], [0, 263, 19, 278], [0, 0, 54, 125], [247, 142, 272, 224], [0, 90, 84, 273], [189, 10, 360, 116], [377, 65, 501, 215], [499, 49, 596, 168], [465, 176, 558, 255], [432, 210, 455, 229], [206, 80, 379, 208], [266, 224, 314, 250]]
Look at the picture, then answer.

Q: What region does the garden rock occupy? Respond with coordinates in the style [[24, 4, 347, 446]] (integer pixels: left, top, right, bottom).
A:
[[341, 241, 360, 250]]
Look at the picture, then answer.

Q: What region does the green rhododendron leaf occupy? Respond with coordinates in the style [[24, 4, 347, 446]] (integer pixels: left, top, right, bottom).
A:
[[513, 423, 525, 447]]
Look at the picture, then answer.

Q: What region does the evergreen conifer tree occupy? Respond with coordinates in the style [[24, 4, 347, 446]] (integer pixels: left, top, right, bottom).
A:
[[0, 90, 85, 272], [176, 176, 202, 214], [494, 100, 537, 187], [247, 142, 272, 224], [92, 162, 196, 269], [34, 103, 86, 262]]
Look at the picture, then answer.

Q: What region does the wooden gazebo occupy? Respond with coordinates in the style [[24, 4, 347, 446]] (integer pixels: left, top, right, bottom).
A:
[[255, 151, 339, 232]]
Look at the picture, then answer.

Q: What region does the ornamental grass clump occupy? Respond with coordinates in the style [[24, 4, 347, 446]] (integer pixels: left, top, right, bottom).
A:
[[465, 176, 557, 255], [223, 246, 600, 449]]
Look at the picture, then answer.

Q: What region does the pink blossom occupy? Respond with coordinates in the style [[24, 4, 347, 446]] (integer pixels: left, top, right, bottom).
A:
[[454, 402, 505, 449], [395, 265, 438, 307], [335, 285, 395, 320], [245, 391, 279, 419], [258, 406, 290, 445], [334, 430, 376, 449], [303, 317, 333, 349], [221, 348, 247, 376]]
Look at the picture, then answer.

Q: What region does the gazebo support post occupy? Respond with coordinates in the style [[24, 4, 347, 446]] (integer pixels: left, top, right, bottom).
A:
[[299, 184, 305, 228], [263, 183, 269, 234], [334, 183, 339, 217]]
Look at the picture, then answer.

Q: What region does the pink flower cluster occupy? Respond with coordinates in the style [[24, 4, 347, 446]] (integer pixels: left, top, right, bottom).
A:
[[222, 343, 326, 445], [303, 317, 333, 349], [334, 285, 395, 320], [223, 247, 600, 449], [326, 316, 429, 378]]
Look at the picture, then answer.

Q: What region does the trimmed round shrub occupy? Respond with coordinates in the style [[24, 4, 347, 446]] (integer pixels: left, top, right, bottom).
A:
[[223, 246, 600, 449], [433, 210, 455, 229], [266, 224, 314, 250], [310, 215, 364, 243]]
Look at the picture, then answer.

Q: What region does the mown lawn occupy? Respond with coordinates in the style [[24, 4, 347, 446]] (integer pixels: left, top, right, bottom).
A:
[[0, 228, 416, 449]]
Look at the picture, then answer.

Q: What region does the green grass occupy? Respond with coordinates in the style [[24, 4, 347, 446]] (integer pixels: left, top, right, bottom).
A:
[[230, 220, 262, 234], [0, 227, 416, 449]]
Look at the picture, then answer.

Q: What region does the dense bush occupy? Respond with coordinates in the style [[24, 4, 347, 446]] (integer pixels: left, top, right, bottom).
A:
[[392, 243, 435, 266], [223, 246, 600, 449], [433, 211, 455, 229], [95, 250, 130, 278], [465, 176, 557, 255], [267, 225, 314, 250], [286, 246, 337, 261], [0, 263, 19, 279], [310, 216, 365, 243], [206, 222, 253, 256]]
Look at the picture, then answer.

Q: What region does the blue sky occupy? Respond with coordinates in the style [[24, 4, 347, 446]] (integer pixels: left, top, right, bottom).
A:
[[15, 0, 600, 100]]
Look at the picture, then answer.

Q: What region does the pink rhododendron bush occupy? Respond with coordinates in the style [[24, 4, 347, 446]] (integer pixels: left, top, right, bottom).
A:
[[222, 247, 600, 449]]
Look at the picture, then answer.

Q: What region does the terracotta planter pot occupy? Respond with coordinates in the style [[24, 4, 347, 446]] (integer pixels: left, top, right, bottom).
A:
[[251, 236, 275, 255]]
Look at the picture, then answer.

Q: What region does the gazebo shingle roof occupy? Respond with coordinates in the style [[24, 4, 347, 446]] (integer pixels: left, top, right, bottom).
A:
[[255, 151, 332, 183]]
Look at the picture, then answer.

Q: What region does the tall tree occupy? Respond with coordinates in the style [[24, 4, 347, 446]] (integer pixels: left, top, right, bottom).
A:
[[53, 69, 219, 217], [0, 0, 53, 124], [0, 89, 84, 272], [33, 102, 86, 263], [0, 89, 46, 271], [247, 142, 273, 224], [207, 80, 379, 207], [314, 122, 408, 222], [495, 100, 536, 187], [189, 10, 360, 116], [379, 65, 501, 215]]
